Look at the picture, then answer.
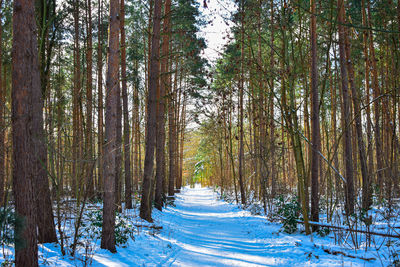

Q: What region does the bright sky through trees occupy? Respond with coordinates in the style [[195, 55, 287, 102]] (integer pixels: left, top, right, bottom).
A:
[[196, 0, 236, 63]]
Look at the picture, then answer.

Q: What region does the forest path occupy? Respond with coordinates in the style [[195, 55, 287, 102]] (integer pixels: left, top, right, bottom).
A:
[[91, 186, 372, 266], [159, 186, 280, 266], [145, 186, 358, 267]]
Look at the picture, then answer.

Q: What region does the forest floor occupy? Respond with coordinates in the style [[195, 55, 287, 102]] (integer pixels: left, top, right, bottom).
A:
[[1, 186, 389, 266]]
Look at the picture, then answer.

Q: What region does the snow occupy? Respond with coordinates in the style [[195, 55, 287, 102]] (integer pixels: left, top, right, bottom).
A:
[[0, 185, 389, 266]]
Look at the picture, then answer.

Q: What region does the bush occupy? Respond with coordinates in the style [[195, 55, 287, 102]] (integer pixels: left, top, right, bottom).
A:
[[276, 195, 300, 234], [83, 210, 135, 247], [0, 207, 15, 247], [0, 207, 24, 249]]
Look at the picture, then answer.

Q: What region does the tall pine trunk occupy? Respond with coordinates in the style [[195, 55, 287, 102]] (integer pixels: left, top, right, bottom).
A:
[[168, 58, 177, 196], [101, 0, 120, 252], [337, 0, 355, 215], [97, 0, 104, 195], [120, 0, 132, 209], [310, 0, 320, 227], [12, 0, 42, 263], [238, 0, 246, 206], [0, 7, 4, 207], [155, 0, 171, 210], [85, 0, 94, 198], [140, 0, 162, 222]]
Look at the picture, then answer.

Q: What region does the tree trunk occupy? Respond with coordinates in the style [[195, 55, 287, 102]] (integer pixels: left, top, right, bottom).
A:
[[85, 0, 94, 199], [120, 0, 132, 209], [155, 0, 171, 210], [367, 2, 383, 198], [0, 7, 4, 207], [140, 0, 162, 222], [12, 0, 42, 264], [101, 0, 120, 253], [337, 0, 355, 215], [310, 0, 320, 228], [97, 0, 104, 195], [133, 59, 140, 192], [115, 77, 122, 212], [168, 57, 178, 196], [361, 0, 373, 210], [177, 97, 186, 189], [238, 0, 246, 206], [72, 0, 81, 199], [268, 0, 276, 200], [344, 20, 370, 211]]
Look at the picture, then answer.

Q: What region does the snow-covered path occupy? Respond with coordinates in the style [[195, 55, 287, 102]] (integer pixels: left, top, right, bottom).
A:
[[160, 187, 280, 266], [88, 186, 376, 266]]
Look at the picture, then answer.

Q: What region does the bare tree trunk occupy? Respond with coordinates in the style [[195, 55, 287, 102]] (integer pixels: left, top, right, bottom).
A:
[[367, 2, 383, 198], [85, 0, 94, 199], [155, 0, 171, 210], [310, 0, 320, 228], [177, 97, 186, 189], [133, 59, 140, 192], [344, 20, 369, 211], [168, 57, 178, 196], [238, 0, 246, 206], [0, 7, 4, 207], [12, 0, 41, 264], [120, 0, 132, 209], [268, 0, 276, 200], [97, 0, 104, 195], [361, 0, 373, 210], [101, 0, 120, 252], [140, 0, 162, 222], [115, 78, 122, 212], [72, 0, 81, 199], [337, 0, 354, 215]]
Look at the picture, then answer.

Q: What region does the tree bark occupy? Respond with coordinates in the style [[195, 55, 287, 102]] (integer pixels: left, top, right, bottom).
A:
[[85, 0, 94, 198], [101, 0, 120, 252], [367, 2, 383, 198], [72, 0, 81, 199], [97, 0, 104, 195], [337, 0, 355, 215], [0, 6, 4, 207], [361, 0, 373, 210], [120, 0, 132, 209], [238, 0, 246, 206], [310, 0, 320, 228], [12, 0, 42, 264], [133, 59, 140, 192], [344, 18, 370, 211], [140, 0, 162, 222], [168, 57, 177, 196], [155, 0, 171, 210], [115, 77, 122, 211]]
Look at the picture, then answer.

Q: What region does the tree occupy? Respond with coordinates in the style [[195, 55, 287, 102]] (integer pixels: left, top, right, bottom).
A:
[[0, 0, 4, 207], [237, 0, 246, 206], [97, 0, 104, 195], [85, 0, 94, 198], [12, 0, 42, 264], [101, 0, 120, 253], [337, 0, 354, 215], [120, 0, 132, 209], [140, 0, 162, 222], [310, 0, 320, 227], [34, 0, 58, 244], [155, 0, 171, 210]]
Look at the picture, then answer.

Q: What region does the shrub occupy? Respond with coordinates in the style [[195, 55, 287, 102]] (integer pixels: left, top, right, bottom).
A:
[[276, 195, 300, 234], [0, 207, 24, 249], [83, 210, 135, 247]]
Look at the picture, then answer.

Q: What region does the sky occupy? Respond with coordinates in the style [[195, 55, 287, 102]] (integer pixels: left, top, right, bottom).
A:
[[195, 0, 237, 64]]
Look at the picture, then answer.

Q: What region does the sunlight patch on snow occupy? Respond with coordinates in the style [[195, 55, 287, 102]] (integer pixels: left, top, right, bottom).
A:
[[178, 242, 284, 266], [92, 254, 130, 267]]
